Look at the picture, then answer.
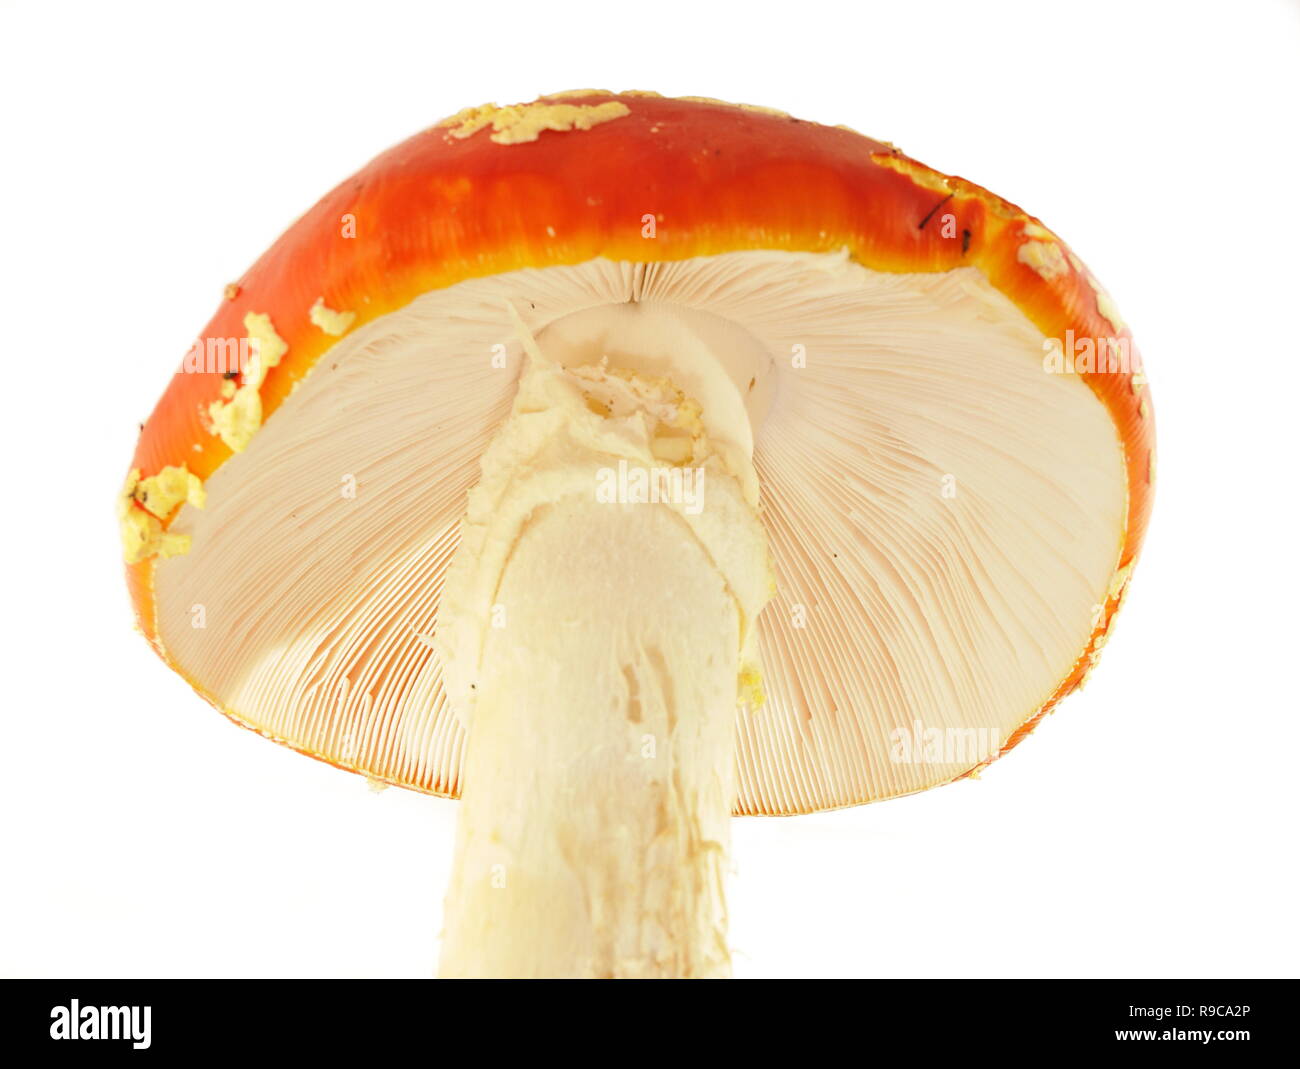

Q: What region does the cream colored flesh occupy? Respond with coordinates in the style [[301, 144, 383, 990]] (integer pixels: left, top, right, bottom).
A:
[[156, 250, 1128, 815]]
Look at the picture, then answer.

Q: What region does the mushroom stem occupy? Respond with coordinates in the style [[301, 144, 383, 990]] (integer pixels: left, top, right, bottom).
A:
[[438, 495, 743, 978], [435, 355, 771, 978]]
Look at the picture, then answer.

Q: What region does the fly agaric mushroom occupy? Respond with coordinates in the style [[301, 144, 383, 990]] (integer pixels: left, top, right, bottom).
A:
[[121, 91, 1154, 979]]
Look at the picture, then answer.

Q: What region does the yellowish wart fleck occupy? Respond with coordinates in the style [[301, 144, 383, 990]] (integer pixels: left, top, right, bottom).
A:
[[1107, 561, 1134, 604], [242, 311, 287, 387], [134, 464, 205, 518], [118, 465, 204, 564], [1089, 278, 1127, 334], [441, 100, 631, 145], [309, 297, 356, 336], [871, 152, 954, 195], [1017, 240, 1069, 280], [208, 386, 261, 453], [207, 311, 287, 453]]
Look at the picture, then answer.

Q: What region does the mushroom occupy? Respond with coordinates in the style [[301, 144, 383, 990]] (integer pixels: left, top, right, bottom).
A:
[[120, 91, 1154, 978]]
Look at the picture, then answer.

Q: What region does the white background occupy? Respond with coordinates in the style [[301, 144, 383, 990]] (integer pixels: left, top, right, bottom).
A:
[[2, 0, 1297, 979]]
